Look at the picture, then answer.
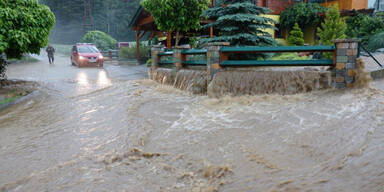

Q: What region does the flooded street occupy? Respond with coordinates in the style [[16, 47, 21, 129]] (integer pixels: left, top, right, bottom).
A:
[[1, 54, 384, 191]]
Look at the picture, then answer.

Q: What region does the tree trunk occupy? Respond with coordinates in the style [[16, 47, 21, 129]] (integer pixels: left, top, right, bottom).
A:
[[175, 31, 180, 46]]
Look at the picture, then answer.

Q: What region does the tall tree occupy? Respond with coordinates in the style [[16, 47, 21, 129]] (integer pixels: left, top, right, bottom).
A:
[[317, 5, 346, 58], [141, 0, 210, 46], [201, 0, 276, 47], [0, 0, 55, 77]]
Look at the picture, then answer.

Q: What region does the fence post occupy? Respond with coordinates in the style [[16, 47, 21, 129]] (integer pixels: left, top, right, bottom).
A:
[[151, 45, 163, 69], [333, 39, 360, 88], [206, 42, 230, 81], [173, 47, 188, 70]]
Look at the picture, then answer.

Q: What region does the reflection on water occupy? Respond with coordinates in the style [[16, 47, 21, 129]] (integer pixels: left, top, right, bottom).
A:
[[97, 71, 111, 86], [77, 72, 89, 86]]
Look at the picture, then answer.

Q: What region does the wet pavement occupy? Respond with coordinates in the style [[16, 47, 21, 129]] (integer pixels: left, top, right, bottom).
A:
[[0, 54, 383, 191]]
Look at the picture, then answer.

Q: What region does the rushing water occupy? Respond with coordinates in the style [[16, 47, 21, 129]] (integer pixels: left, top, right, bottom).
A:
[[0, 56, 383, 191]]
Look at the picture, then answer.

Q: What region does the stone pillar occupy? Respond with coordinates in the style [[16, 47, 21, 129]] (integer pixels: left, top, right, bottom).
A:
[[333, 39, 360, 88], [151, 45, 163, 69], [173, 47, 188, 70], [206, 42, 230, 81]]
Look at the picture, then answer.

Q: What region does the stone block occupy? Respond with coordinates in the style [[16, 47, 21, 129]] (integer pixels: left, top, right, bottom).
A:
[[350, 42, 359, 49], [348, 56, 357, 63], [334, 82, 347, 89], [211, 63, 221, 70], [345, 76, 354, 83], [347, 69, 356, 76], [336, 56, 348, 63], [346, 63, 355, 69], [335, 63, 346, 70], [337, 48, 347, 56], [336, 43, 349, 49], [346, 49, 358, 56], [336, 76, 345, 83], [347, 83, 354, 88], [335, 69, 346, 76]]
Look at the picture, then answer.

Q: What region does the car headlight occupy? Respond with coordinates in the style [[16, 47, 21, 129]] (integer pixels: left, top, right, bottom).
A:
[[79, 56, 85, 60], [98, 55, 104, 59]]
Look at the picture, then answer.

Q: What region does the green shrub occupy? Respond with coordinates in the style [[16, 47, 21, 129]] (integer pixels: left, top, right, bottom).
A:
[[82, 31, 117, 51], [119, 45, 151, 59], [146, 59, 152, 67], [271, 53, 310, 60], [346, 13, 384, 44], [367, 32, 384, 52], [288, 23, 304, 46]]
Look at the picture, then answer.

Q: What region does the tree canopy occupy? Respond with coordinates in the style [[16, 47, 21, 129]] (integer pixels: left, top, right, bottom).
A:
[[82, 30, 117, 51], [202, 0, 276, 47], [280, 2, 327, 29], [0, 0, 55, 77], [141, 0, 210, 46], [317, 5, 346, 58]]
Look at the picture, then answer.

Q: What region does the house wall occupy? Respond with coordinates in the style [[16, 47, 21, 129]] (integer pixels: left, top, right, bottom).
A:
[[321, 0, 368, 10]]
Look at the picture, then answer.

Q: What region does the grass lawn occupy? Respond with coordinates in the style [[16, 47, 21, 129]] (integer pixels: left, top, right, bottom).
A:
[[0, 96, 20, 105]]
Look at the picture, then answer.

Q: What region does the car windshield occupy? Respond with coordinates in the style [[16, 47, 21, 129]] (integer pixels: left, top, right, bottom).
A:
[[78, 46, 99, 53]]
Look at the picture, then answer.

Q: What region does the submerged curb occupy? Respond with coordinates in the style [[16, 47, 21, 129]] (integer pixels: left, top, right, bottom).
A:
[[0, 90, 38, 111], [370, 68, 384, 80]]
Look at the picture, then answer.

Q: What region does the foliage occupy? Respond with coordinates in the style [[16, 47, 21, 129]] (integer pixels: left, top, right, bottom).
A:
[[345, 12, 367, 38], [119, 45, 151, 59], [146, 59, 152, 67], [82, 31, 117, 51], [0, 0, 55, 77], [39, 0, 141, 43], [317, 5, 346, 58], [280, 2, 327, 29], [366, 32, 384, 52], [271, 53, 310, 60], [141, 0, 210, 46], [201, 0, 276, 48], [288, 23, 304, 46], [346, 13, 384, 44]]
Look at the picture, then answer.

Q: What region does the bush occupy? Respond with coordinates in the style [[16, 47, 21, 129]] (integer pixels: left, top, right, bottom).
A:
[[367, 32, 384, 52], [288, 23, 304, 46], [82, 31, 117, 51], [119, 44, 151, 60], [271, 53, 310, 60], [280, 2, 327, 29], [346, 13, 384, 44]]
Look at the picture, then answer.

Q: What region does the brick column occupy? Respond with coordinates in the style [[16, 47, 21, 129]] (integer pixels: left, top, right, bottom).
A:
[[333, 39, 360, 88], [206, 42, 230, 81], [173, 47, 188, 70], [151, 45, 163, 69]]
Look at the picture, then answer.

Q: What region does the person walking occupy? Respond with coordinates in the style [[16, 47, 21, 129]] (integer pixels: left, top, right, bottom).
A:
[[46, 45, 55, 64]]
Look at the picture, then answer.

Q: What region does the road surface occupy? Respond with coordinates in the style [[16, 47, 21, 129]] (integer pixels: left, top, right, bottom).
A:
[[0, 54, 383, 191]]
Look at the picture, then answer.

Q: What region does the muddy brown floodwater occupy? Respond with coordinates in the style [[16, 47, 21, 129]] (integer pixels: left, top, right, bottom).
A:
[[0, 54, 384, 192]]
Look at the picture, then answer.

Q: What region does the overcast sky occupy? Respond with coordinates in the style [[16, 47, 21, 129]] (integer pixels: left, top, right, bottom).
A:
[[369, 0, 375, 8]]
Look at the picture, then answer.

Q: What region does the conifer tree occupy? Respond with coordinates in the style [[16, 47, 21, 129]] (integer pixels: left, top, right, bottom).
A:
[[201, 0, 277, 47], [288, 23, 304, 46], [317, 5, 346, 46]]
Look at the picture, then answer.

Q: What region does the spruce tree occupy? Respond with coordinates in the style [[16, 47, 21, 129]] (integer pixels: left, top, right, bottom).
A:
[[288, 23, 304, 46], [201, 0, 277, 47], [317, 5, 346, 55]]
